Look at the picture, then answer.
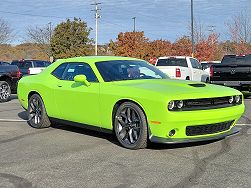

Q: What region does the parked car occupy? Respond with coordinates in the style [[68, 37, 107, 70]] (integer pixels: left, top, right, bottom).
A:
[[210, 54, 251, 92], [0, 64, 21, 102], [11, 59, 51, 77], [155, 56, 209, 82], [18, 56, 244, 149], [201, 61, 221, 74]]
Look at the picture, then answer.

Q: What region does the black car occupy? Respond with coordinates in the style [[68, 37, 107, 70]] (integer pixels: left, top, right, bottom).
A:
[[0, 64, 20, 102]]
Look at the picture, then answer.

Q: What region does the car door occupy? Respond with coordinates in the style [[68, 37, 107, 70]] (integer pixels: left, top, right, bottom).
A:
[[190, 58, 203, 81], [54, 62, 100, 126]]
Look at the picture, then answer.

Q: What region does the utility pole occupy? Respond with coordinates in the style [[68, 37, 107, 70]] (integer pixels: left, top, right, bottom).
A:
[[191, 0, 194, 58], [91, 2, 101, 56], [48, 22, 53, 62], [132, 17, 136, 32]]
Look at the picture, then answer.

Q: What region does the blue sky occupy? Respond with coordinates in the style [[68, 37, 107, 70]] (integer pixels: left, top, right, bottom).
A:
[[1, 0, 251, 44]]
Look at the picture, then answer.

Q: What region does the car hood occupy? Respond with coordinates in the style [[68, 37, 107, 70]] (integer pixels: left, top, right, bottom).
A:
[[112, 79, 241, 99]]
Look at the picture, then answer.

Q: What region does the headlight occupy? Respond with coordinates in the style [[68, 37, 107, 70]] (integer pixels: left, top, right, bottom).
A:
[[168, 101, 175, 110], [176, 100, 184, 109], [234, 95, 241, 103], [229, 96, 234, 104]]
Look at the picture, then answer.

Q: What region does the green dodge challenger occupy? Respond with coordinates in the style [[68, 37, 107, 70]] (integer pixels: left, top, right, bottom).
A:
[[17, 56, 245, 149]]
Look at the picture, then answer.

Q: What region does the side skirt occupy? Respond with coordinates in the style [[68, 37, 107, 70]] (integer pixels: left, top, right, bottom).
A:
[[49, 117, 113, 134]]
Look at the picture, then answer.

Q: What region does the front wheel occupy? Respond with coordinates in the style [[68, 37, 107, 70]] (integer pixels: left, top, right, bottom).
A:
[[0, 81, 11, 103], [28, 94, 51, 128], [114, 102, 148, 149]]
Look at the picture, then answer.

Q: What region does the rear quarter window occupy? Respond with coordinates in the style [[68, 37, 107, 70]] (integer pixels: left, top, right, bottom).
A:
[[51, 63, 68, 79]]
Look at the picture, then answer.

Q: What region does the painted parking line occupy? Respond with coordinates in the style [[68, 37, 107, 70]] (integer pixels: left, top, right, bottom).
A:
[[236, 124, 251, 126], [0, 119, 27, 122]]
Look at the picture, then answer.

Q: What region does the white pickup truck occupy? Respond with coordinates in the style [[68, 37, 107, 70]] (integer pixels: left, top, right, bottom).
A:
[[155, 56, 209, 82]]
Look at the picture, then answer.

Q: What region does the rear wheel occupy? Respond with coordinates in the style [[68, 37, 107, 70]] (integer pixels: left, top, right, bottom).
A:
[[114, 102, 148, 149], [28, 94, 51, 128], [0, 81, 11, 103]]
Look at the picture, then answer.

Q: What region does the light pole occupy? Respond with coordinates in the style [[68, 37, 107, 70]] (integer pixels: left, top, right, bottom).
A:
[[91, 2, 101, 56], [191, 0, 195, 57], [132, 17, 136, 32]]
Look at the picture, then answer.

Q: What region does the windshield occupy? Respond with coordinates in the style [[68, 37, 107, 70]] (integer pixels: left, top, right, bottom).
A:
[[95, 60, 169, 82]]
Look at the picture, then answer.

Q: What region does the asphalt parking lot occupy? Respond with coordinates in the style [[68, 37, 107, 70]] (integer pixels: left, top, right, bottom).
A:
[[0, 95, 250, 188]]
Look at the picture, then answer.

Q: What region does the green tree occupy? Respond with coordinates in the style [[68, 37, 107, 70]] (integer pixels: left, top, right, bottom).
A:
[[51, 18, 93, 59]]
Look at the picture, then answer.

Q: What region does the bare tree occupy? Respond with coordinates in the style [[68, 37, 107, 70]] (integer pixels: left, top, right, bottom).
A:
[[188, 19, 206, 44], [26, 23, 53, 57], [226, 11, 251, 43], [0, 18, 13, 44]]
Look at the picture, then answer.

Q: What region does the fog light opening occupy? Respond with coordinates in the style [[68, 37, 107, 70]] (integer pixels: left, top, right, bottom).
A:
[[169, 129, 176, 137]]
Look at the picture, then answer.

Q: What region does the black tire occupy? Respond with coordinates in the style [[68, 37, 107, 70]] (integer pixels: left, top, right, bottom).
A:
[[206, 78, 209, 83], [27, 94, 51, 129], [186, 76, 190, 80], [114, 102, 148, 149], [0, 81, 11, 103]]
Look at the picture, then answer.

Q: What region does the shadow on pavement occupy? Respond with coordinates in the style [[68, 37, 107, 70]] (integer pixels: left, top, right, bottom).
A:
[[18, 111, 28, 120], [51, 123, 121, 147], [16, 109, 225, 150], [10, 94, 18, 100], [51, 123, 219, 150]]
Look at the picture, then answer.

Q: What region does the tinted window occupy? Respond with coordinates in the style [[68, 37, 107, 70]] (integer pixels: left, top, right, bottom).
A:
[[11, 61, 19, 66], [157, 58, 188, 67], [221, 55, 251, 64], [19, 61, 32, 68], [190, 58, 201, 69], [33, 61, 50, 67], [62, 63, 98, 82], [201, 63, 209, 69], [96, 60, 169, 82], [52, 63, 67, 79]]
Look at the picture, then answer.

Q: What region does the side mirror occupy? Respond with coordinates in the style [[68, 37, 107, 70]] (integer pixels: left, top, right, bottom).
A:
[[74, 75, 91, 86]]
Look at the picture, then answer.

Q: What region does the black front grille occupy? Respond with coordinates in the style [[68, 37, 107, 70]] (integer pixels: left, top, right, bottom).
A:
[[181, 96, 241, 111], [186, 120, 234, 136]]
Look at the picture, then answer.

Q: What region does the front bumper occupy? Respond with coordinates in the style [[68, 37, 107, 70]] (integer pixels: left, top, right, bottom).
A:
[[150, 125, 241, 144]]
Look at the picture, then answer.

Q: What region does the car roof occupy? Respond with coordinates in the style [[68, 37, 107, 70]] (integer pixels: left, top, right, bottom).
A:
[[158, 56, 191, 59], [55, 56, 141, 64]]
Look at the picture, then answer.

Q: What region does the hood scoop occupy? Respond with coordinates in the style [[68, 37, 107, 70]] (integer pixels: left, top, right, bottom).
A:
[[188, 83, 206, 87]]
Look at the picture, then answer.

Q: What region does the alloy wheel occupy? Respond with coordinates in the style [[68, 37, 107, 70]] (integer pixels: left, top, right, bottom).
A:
[[29, 97, 43, 125], [115, 106, 142, 145], [0, 83, 10, 100]]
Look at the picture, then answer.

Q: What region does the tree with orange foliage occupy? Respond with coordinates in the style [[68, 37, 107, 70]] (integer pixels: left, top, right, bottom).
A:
[[195, 33, 219, 61], [172, 36, 192, 56], [147, 39, 172, 60], [112, 31, 149, 60]]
